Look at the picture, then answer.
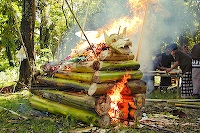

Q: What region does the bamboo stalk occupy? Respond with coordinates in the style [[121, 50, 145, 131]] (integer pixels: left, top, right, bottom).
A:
[[31, 89, 96, 112], [99, 60, 140, 71], [92, 70, 143, 83], [88, 80, 146, 96], [29, 95, 100, 126], [54, 71, 94, 83], [36, 77, 90, 91]]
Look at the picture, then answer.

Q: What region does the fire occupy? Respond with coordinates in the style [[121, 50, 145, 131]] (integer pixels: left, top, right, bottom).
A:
[[70, 0, 159, 58], [107, 72, 131, 122]]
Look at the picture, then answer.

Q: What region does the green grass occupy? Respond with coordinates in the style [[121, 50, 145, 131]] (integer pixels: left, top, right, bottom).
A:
[[0, 91, 73, 133], [147, 87, 179, 99]]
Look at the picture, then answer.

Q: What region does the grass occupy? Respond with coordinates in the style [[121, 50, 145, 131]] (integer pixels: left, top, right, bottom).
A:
[[0, 91, 74, 133], [0, 90, 163, 133], [147, 88, 179, 99]]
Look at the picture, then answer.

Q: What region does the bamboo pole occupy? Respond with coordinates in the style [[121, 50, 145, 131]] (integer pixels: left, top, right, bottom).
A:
[[135, 3, 149, 61], [64, 0, 99, 61], [29, 95, 100, 126]]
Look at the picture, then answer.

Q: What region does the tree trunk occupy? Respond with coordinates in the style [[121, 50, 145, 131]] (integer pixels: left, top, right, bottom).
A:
[[6, 47, 14, 67], [29, 95, 100, 126], [18, 0, 36, 89], [92, 70, 143, 83]]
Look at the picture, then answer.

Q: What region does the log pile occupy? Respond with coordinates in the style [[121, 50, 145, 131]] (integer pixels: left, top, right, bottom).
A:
[[30, 28, 146, 127]]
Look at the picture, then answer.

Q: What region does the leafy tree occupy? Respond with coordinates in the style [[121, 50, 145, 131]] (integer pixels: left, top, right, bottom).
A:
[[0, 1, 21, 67]]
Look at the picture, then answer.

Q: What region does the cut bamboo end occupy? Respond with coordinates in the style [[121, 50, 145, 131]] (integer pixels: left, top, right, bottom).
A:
[[88, 83, 97, 96]]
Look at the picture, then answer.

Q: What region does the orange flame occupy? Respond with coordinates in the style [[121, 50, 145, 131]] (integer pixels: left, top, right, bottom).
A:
[[70, 0, 160, 58], [107, 72, 131, 121]]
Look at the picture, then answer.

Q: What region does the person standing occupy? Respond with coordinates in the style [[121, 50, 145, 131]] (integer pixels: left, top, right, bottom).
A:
[[160, 45, 175, 86], [166, 43, 193, 98], [191, 43, 200, 98]]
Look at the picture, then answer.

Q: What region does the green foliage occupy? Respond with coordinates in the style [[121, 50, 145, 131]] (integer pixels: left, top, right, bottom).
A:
[[0, 67, 18, 87]]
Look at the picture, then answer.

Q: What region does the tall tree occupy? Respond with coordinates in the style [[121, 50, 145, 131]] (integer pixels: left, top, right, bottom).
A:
[[18, 0, 36, 89]]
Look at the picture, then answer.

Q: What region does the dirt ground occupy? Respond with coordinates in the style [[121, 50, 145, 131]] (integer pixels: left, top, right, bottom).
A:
[[71, 100, 200, 133], [139, 101, 200, 133]]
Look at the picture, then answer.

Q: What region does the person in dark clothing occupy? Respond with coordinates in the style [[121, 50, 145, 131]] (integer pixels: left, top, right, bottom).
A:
[[160, 45, 174, 86], [191, 43, 200, 98], [166, 43, 193, 98]]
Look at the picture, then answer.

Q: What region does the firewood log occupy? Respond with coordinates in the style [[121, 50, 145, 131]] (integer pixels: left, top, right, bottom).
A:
[[29, 95, 100, 126], [31, 90, 96, 112], [99, 60, 140, 71], [133, 94, 146, 109], [66, 60, 101, 73], [127, 79, 146, 94], [88, 80, 146, 96], [129, 109, 142, 122], [54, 71, 94, 83], [92, 70, 143, 83], [95, 95, 111, 116], [100, 50, 134, 61], [36, 77, 90, 92], [99, 114, 111, 128]]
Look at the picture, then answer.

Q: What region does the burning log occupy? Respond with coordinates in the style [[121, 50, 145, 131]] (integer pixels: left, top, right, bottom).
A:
[[36, 77, 90, 92], [31, 89, 96, 112], [99, 60, 140, 71], [88, 80, 146, 96], [100, 50, 134, 61], [29, 95, 101, 126], [129, 109, 142, 122], [92, 70, 143, 83], [54, 71, 94, 83]]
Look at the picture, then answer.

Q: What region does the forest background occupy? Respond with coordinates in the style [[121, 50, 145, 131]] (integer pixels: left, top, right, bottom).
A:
[[0, 0, 199, 90]]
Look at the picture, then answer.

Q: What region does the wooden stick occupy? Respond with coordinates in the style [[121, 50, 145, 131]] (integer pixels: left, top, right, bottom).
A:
[[0, 106, 28, 120], [64, 0, 99, 61], [175, 104, 200, 109], [135, 2, 149, 61]]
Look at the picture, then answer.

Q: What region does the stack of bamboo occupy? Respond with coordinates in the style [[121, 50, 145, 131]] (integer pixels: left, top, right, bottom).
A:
[[29, 30, 146, 127]]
